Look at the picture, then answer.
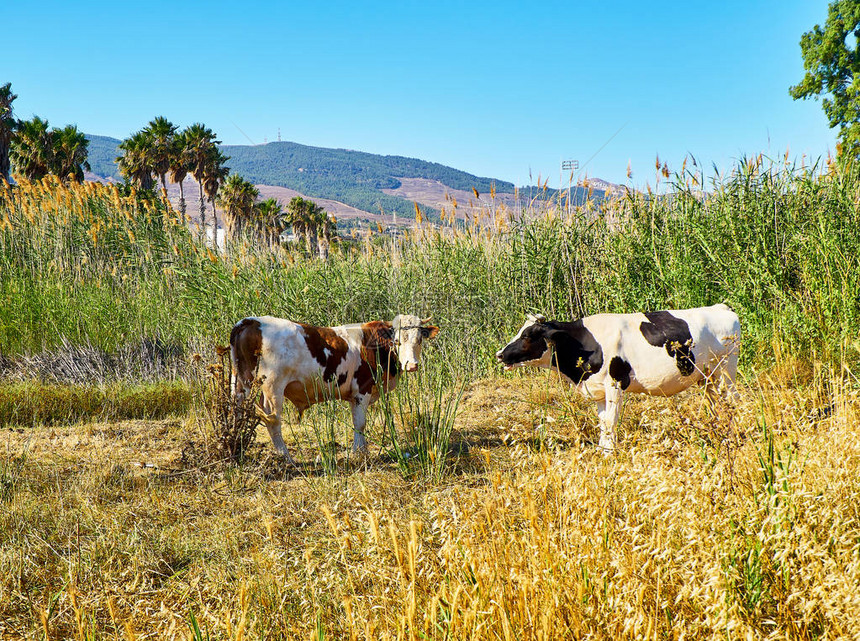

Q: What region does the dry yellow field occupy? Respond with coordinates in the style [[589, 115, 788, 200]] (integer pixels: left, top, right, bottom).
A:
[[1, 367, 859, 640]]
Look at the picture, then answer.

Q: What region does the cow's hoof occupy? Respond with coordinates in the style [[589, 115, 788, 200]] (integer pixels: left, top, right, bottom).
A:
[[351, 447, 370, 462], [275, 452, 298, 467]]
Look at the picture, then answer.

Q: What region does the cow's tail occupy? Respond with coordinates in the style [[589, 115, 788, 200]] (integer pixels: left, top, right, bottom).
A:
[[229, 319, 248, 399]]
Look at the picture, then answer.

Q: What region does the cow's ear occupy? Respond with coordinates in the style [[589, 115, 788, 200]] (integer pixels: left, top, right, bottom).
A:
[[380, 326, 395, 342], [543, 328, 572, 349], [421, 325, 440, 340]]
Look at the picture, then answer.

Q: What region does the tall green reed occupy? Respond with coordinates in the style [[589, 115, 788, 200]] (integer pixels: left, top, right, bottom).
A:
[[3, 157, 859, 380]]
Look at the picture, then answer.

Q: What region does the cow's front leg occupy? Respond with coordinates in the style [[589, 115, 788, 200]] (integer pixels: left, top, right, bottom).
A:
[[349, 394, 371, 454], [596, 383, 622, 455]]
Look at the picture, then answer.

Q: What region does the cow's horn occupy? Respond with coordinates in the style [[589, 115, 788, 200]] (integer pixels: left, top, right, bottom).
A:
[[420, 316, 432, 325], [527, 313, 546, 323]]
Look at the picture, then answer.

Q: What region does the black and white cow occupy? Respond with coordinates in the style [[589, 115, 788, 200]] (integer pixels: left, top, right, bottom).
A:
[[496, 304, 740, 453], [231, 315, 439, 463]]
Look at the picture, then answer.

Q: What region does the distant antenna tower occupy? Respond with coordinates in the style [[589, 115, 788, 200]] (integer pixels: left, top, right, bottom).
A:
[[277, 128, 281, 142]]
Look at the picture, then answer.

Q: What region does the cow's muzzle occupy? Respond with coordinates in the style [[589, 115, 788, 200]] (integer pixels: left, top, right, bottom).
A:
[[404, 362, 418, 372], [496, 351, 514, 371]]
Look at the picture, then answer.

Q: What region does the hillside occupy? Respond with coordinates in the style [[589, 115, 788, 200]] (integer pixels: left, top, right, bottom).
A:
[[85, 135, 613, 222], [86, 136, 508, 220], [221, 141, 514, 218]]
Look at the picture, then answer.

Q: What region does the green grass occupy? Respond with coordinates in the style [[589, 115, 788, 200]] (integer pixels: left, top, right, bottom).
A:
[[3, 156, 860, 378]]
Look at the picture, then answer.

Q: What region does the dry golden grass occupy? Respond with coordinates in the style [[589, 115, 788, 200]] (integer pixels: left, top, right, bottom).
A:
[[1, 369, 859, 640]]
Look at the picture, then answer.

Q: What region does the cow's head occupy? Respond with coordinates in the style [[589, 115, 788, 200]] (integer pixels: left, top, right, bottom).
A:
[[496, 313, 553, 370], [391, 315, 440, 372]]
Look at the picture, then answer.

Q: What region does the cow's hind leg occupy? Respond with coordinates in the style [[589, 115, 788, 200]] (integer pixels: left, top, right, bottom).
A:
[[596, 383, 622, 455], [703, 350, 740, 407], [258, 379, 296, 464], [721, 349, 740, 402]]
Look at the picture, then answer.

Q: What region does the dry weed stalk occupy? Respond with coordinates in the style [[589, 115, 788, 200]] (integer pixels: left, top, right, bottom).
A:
[[197, 345, 261, 463]]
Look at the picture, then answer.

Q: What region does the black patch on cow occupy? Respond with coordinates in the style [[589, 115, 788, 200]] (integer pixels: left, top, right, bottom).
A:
[[378, 346, 399, 377], [639, 311, 696, 376], [498, 320, 604, 384], [337, 372, 348, 387], [543, 321, 604, 384], [497, 324, 552, 366], [608, 356, 633, 390]]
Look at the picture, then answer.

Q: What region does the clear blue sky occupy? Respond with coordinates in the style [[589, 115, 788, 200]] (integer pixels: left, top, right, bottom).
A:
[[5, 0, 836, 188]]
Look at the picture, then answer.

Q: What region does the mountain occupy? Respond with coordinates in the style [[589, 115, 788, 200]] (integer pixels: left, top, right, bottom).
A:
[[85, 135, 616, 222], [86, 134, 124, 181]]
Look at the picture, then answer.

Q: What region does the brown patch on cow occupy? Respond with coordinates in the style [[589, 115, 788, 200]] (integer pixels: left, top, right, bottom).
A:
[[285, 380, 316, 412], [351, 321, 399, 394], [361, 321, 393, 347], [355, 361, 376, 395], [360, 321, 399, 379], [230, 318, 263, 387], [298, 323, 349, 382]]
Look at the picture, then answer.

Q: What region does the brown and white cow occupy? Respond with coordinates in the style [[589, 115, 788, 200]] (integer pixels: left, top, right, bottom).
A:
[[496, 304, 740, 453], [230, 314, 439, 462]]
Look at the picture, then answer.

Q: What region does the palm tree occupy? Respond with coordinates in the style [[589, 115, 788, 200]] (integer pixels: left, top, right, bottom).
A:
[[51, 124, 90, 182], [304, 199, 326, 256], [218, 173, 259, 243], [10, 116, 53, 181], [116, 130, 155, 190], [184, 123, 220, 234], [283, 196, 301, 247], [203, 148, 230, 243], [0, 83, 17, 183], [142, 116, 177, 194], [169, 129, 191, 222], [287, 196, 313, 254], [317, 211, 336, 259], [255, 197, 284, 247]]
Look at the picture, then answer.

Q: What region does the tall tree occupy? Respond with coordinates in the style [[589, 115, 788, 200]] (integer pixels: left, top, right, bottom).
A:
[[255, 197, 285, 247], [317, 211, 336, 259], [142, 116, 177, 193], [287, 196, 312, 254], [285, 196, 332, 257], [10, 116, 53, 181], [51, 124, 90, 182], [116, 130, 155, 190], [304, 199, 326, 257], [184, 123, 220, 234], [219, 173, 259, 243], [790, 1, 860, 155], [0, 83, 17, 183], [203, 148, 230, 242], [169, 129, 191, 222]]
